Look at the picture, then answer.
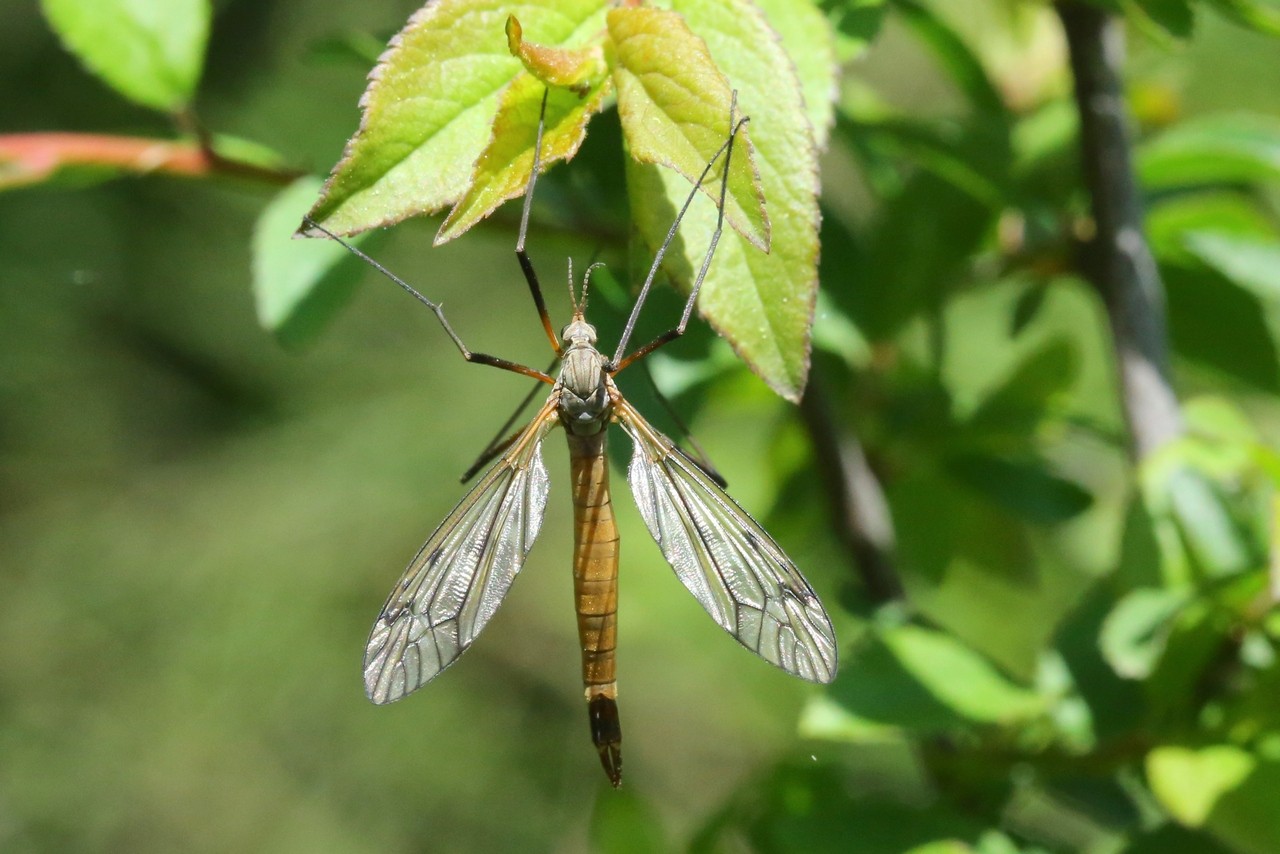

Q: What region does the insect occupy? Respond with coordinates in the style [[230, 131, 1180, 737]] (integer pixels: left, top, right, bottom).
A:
[[305, 91, 837, 787]]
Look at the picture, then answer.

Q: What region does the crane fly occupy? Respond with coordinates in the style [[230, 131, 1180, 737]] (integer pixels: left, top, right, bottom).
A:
[[304, 90, 838, 787]]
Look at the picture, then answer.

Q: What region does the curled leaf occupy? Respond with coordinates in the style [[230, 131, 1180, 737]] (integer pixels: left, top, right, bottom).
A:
[[437, 71, 610, 244], [506, 14, 606, 95]]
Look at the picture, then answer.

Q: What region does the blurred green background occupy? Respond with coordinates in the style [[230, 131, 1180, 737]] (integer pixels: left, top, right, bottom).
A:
[[5, 0, 1280, 851]]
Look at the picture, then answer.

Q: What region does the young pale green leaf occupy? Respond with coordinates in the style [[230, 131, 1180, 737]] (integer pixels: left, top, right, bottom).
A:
[[1139, 114, 1280, 189], [437, 72, 609, 244], [305, 0, 608, 236], [1148, 746, 1280, 853], [607, 5, 770, 252], [40, 0, 209, 112], [622, 0, 820, 401], [506, 14, 606, 94], [255, 176, 372, 345], [754, 0, 839, 152]]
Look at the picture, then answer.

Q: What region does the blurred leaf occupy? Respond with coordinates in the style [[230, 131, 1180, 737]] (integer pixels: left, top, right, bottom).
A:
[[852, 119, 1006, 206], [1009, 283, 1049, 337], [1164, 264, 1280, 393], [696, 764, 991, 853], [826, 623, 1045, 733], [40, 0, 210, 112], [506, 14, 606, 94], [1148, 746, 1280, 853], [1133, 0, 1196, 36], [1147, 192, 1277, 263], [1183, 232, 1280, 303], [945, 453, 1093, 525], [306, 0, 608, 235], [590, 787, 668, 853], [1155, 462, 1255, 579], [834, 2, 1010, 339], [608, 5, 769, 251], [1139, 114, 1280, 189], [1054, 580, 1150, 740], [437, 72, 609, 243], [1143, 595, 1231, 726], [894, 0, 1006, 118], [891, 469, 1089, 678], [1203, 0, 1280, 37], [624, 0, 821, 401], [755, 0, 840, 151], [840, 166, 995, 338], [1126, 824, 1237, 853], [1149, 746, 1251, 825], [254, 176, 372, 345], [819, 0, 887, 61], [1098, 587, 1188, 679], [304, 30, 387, 67], [965, 337, 1079, 440]]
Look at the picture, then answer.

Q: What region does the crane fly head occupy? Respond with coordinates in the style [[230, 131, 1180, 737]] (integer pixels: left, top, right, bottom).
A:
[[560, 316, 597, 348]]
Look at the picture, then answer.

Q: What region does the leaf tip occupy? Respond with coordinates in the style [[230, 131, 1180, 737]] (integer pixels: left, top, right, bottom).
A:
[[505, 15, 523, 57]]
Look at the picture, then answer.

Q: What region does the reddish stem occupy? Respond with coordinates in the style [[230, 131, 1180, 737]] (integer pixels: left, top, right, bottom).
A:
[[0, 132, 300, 189]]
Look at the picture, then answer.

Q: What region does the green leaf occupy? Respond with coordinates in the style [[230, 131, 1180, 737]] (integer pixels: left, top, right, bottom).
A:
[[607, 5, 770, 251], [1098, 587, 1188, 679], [437, 72, 609, 243], [254, 177, 372, 345], [824, 623, 1046, 733], [894, 0, 1007, 119], [1143, 457, 1257, 579], [1133, 0, 1196, 37], [1147, 192, 1277, 263], [891, 467, 1096, 679], [306, 0, 608, 236], [1164, 264, 1280, 393], [754, 0, 840, 151], [1183, 232, 1280, 304], [945, 453, 1093, 525], [621, 0, 821, 401], [40, 0, 210, 112], [1139, 114, 1280, 189], [506, 14, 607, 94], [1148, 746, 1280, 853], [965, 337, 1080, 440], [818, 0, 887, 61], [1203, 0, 1280, 37]]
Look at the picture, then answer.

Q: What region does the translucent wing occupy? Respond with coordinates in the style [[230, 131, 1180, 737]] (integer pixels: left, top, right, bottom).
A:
[[615, 399, 838, 683], [364, 401, 559, 704]]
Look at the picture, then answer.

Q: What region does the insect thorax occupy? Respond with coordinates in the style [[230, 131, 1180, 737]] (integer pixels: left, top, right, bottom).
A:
[[557, 343, 611, 436]]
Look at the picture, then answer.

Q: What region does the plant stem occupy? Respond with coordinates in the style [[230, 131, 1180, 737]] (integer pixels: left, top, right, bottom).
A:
[[799, 374, 903, 604], [1057, 1, 1183, 460], [0, 133, 302, 190]]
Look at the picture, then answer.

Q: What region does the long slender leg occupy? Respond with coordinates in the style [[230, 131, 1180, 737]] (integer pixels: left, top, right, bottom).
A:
[[460, 356, 561, 483], [303, 218, 555, 384], [611, 94, 747, 370], [638, 362, 728, 488], [517, 87, 562, 355]]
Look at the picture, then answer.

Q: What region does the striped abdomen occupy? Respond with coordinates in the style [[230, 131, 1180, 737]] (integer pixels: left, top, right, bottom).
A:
[[566, 429, 621, 786]]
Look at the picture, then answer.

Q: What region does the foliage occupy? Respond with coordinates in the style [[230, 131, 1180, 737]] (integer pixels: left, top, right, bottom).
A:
[[5, 0, 1280, 851]]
